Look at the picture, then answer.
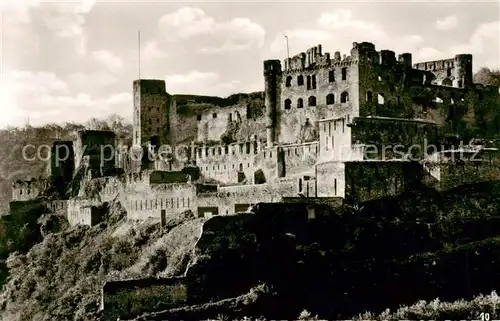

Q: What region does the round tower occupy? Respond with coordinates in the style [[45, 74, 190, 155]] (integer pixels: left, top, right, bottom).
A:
[[263, 60, 281, 147], [454, 54, 473, 88]]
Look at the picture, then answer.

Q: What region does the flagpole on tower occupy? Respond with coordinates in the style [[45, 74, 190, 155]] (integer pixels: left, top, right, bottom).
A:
[[138, 30, 141, 79], [285, 35, 290, 61]]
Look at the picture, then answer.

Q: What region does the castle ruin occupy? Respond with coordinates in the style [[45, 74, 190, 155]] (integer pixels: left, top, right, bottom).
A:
[[10, 41, 500, 225]]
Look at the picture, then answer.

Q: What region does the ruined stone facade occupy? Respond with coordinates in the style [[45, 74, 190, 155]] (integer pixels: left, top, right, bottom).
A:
[[74, 130, 116, 172], [11, 41, 500, 226], [11, 179, 46, 202]]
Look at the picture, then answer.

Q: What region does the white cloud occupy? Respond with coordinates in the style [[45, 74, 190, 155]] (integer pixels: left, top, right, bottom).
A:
[[105, 92, 133, 106], [142, 41, 169, 60], [398, 35, 425, 51], [215, 80, 242, 92], [2, 0, 96, 66], [271, 9, 391, 56], [166, 71, 219, 85], [36, 0, 95, 56], [270, 30, 331, 53], [451, 21, 500, 70], [317, 9, 384, 38], [270, 9, 442, 65], [436, 15, 459, 31], [414, 47, 445, 61], [165, 71, 241, 96], [160, 7, 215, 38], [91, 50, 124, 73], [67, 71, 119, 89], [199, 43, 254, 54], [452, 21, 499, 54], [158, 7, 265, 54], [0, 70, 132, 128]]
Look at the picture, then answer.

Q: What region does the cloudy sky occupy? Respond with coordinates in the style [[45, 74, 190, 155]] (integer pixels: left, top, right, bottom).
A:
[[1, 0, 499, 128]]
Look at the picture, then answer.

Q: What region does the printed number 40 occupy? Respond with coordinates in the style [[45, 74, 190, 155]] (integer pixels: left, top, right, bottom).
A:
[[480, 312, 490, 321]]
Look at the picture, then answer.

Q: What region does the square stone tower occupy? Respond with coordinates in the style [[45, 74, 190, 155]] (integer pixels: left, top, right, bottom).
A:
[[132, 79, 170, 148]]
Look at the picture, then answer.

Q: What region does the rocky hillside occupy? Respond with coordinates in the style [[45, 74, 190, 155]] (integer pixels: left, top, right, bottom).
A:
[[3, 180, 500, 320], [0, 199, 203, 321], [0, 116, 132, 213]]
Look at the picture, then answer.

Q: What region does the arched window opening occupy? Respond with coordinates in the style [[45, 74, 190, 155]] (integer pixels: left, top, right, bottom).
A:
[[308, 96, 316, 107], [284, 99, 292, 110], [341, 92, 349, 103], [326, 93, 335, 105], [297, 98, 303, 108], [286, 76, 292, 87], [341, 67, 347, 80], [307, 75, 311, 89], [312, 75, 317, 89]]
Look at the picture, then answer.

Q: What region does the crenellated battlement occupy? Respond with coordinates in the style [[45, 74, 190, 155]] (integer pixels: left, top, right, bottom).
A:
[[12, 178, 47, 201], [413, 58, 457, 71], [282, 41, 415, 75], [412, 54, 473, 88], [125, 170, 191, 188], [194, 137, 264, 161], [283, 44, 359, 74], [7, 39, 495, 230]]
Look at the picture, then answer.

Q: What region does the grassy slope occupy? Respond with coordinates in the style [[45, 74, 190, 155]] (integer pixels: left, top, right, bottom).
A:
[[0, 200, 203, 321], [3, 181, 500, 320]]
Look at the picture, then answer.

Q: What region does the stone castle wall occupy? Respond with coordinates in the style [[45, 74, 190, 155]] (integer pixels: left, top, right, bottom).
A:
[[280, 142, 319, 177], [194, 140, 265, 184], [316, 160, 425, 201], [318, 116, 353, 162], [196, 178, 303, 216], [424, 149, 500, 190], [124, 183, 197, 221], [67, 199, 105, 226], [277, 45, 360, 145], [11, 179, 46, 202], [350, 117, 439, 160]]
